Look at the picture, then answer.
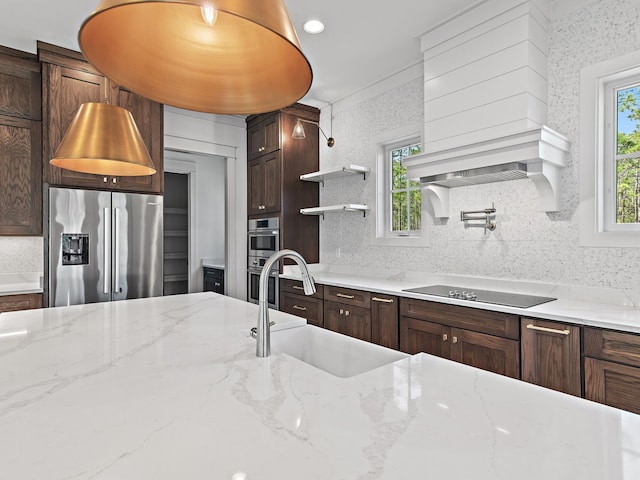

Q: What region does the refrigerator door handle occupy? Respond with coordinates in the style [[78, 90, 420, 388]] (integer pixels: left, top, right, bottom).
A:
[[114, 207, 120, 293], [103, 207, 110, 294]]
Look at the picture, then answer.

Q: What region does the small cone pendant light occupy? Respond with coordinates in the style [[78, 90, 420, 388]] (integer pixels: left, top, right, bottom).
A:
[[51, 103, 156, 176], [78, 0, 313, 115]]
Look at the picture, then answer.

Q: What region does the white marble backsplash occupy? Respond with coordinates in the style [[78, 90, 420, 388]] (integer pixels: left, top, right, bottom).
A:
[[0, 237, 42, 273], [318, 0, 640, 294]]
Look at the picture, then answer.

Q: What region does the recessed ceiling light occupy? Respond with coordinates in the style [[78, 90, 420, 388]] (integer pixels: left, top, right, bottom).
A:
[[303, 19, 325, 34]]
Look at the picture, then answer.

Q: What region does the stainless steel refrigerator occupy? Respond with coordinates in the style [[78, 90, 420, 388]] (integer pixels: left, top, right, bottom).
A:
[[48, 187, 163, 307]]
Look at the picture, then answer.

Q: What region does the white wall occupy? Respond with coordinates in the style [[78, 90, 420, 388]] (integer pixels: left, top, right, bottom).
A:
[[318, 0, 640, 293]]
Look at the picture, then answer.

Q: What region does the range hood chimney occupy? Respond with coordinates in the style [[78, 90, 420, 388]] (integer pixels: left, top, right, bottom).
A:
[[406, 0, 569, 217]]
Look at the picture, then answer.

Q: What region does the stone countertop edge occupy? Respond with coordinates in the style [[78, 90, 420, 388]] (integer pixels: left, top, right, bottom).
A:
[[0, 273, 43, 296], [281, 265, 640, 334], [201, 257, 225, 269]]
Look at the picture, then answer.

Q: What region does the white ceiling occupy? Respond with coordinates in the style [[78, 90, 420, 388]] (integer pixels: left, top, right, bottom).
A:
[[0, 0, 595, 108]]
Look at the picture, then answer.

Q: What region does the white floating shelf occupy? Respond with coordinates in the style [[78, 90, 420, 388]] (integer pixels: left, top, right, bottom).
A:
[[300, 204, 369, 218], [300, 164, 370, 184]]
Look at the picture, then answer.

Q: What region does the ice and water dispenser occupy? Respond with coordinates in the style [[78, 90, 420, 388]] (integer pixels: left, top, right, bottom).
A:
[[61, 233, 89, 266]]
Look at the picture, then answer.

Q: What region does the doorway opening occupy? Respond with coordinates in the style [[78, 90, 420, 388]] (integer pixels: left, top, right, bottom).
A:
[[163, 172, 189, 295]]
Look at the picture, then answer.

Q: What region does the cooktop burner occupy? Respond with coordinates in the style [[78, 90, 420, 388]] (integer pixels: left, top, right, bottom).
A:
[[402, 284, 556, 309]]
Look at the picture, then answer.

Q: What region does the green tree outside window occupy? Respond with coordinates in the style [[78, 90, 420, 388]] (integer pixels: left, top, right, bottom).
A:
[[616, 86, 640, 224], [390, 143, 422, 232]]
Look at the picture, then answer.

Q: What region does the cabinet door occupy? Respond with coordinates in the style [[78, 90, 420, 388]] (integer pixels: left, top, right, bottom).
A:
[[521, 318, 581, 396], [0, 115, 42, 235], [280, 291, 323, 327], [371, 294, 399, 350], [324, 300, 371, 342], [450, 328, 520, 379], [43, 63, 108, 189], [585, 358, 640, 415], [0, 293, 42, 313], [247, 113, 280, 160], [247, 157, 265, 215], [261, 151, 281, 214], [399, 317, 450, 358], [112, 87, 163, 193]]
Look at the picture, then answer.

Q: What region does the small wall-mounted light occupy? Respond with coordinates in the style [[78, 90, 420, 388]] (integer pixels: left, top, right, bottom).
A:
[[292, 118, 335, 147]]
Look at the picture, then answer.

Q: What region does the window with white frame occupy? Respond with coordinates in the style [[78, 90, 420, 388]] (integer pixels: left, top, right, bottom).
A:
[[579, 51, 640, 247], [388, 141, 422, 234], [373, 133, 423, 245], [607, 78, 640, 227]]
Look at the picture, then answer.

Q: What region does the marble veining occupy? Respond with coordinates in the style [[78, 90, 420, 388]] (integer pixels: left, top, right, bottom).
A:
[[0, 292, 639, 479]]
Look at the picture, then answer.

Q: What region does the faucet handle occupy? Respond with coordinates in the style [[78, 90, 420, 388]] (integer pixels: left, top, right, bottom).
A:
[[250, 321, 275, 339]]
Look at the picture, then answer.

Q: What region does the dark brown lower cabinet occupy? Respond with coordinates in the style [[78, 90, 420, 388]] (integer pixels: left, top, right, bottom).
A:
[[280, 291, 324, 327], [584, 327, 640, 414], [399, 298, 520, 379], [520, 318, 582, 396], [371, 293, 399, 349], [584, 358, 640, 415], [324, 300, 371, 342], [400, 317, 519, 378], [0, 293, 42, 313]]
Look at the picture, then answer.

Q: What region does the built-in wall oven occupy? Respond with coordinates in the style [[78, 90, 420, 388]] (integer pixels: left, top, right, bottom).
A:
[[247, 217, 279, 308]]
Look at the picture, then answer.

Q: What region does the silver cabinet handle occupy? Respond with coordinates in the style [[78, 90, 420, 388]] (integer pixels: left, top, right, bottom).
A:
[[372, 296, 393, 303], [292, 305, 307, 311], [292, 285, 304, 291], [442, 333, 448, 342], [452, 336, 458, 344], [103, 207, 110, 294], [114, 207, 120, 293], [526, 324, 570, 335], [336, 293, 355, 299]]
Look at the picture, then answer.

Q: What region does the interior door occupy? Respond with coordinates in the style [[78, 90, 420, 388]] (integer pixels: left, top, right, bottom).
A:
[[111, 192, 163, 301]]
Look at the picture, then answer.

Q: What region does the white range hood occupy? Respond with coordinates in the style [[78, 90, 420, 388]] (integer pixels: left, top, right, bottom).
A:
[[409, 0, 570, 217], [404, 126, 570, 217]]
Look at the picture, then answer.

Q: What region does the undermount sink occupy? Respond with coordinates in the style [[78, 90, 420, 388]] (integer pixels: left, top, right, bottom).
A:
[[270, 324, 409, 378]]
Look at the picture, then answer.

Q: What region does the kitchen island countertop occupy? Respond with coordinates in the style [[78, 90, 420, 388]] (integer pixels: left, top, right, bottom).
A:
[[0, 292, 638, 479]]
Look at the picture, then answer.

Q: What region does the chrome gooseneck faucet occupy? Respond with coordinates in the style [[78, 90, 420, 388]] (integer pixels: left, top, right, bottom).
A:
[[256, 249, 316, 357]]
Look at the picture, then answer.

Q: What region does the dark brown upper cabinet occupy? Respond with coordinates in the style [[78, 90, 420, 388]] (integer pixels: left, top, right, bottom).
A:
[[0, 45, 42, 236], [39, 42, 163, 194]]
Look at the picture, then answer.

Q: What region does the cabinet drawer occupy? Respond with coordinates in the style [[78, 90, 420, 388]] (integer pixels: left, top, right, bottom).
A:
[[400, 297, 519, 340], [280, 292, 323, 327], [585, 357, 640, 415], [324, 286, 370, 309], [584, 327, 640, 368], [280, 278, 324, 299], [0, 293, 42, 313]]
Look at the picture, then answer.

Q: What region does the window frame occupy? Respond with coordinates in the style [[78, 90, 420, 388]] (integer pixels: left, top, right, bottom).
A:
[[372, 125, 428, 247], [579, 50, 640, 247], [386, 139, 423, 236]]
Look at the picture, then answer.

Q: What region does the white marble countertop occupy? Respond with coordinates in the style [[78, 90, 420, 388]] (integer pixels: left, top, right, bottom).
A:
[[0, 292, 638, 479], [0, 272, 42, 296], [281, 265, 640, 334]]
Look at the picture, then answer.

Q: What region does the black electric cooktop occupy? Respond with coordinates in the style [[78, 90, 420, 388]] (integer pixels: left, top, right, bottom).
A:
[[402, 284, 556, 309]]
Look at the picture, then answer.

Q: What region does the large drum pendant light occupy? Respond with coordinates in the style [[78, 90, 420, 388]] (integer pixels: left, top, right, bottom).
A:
[[78, 0, 313, 115]]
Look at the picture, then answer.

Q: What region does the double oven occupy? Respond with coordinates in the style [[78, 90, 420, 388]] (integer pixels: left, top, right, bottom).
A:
[[247, 217, 279, 308]]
